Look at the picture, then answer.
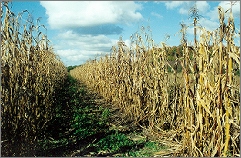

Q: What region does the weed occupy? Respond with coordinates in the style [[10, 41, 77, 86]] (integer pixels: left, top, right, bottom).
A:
[[127, 141, 167, 157], [94, 131, 135, 153]]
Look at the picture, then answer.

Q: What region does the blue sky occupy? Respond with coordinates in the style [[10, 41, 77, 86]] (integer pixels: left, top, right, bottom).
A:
[[8, 1, 240, 66]]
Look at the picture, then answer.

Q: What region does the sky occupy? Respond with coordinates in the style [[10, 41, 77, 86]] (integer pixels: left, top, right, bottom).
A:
[[7, 1, 241, 66]]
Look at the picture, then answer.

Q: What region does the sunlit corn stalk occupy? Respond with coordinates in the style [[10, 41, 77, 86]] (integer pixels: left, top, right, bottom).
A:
[[1, 2, 67, 156], [70, 5, 240, 157], [179, 5, 240, 157]]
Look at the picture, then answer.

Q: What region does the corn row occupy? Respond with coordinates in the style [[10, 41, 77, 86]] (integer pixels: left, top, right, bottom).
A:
[[1, 2, 67, 156], [70, 6, 239, 156]]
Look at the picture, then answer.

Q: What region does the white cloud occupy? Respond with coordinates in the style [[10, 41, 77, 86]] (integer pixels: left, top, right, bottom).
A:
[[57, 31, 113, 48], [179, 7, 189, 15], [39, 1, 144, 66], [40, 1, 143, 29], [164, 1, 185, 9], [219, 1, 240, 17], [52, 30, 121, 66], [186, 18, 219, 35], [164, 1, 239, 33], [164, 1, 209, 15], [53, 30, 134, 66], [164, 1, 210, 16], [39, 1, 239, 66], [57, 49, 100, 63], [206, 1, 240, 21], [198, 18, 219, 31], [196, 1, 210, 14], [151, 12, 163, 19]]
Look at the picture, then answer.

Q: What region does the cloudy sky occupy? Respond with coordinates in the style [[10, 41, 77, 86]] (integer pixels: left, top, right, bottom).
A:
[[9, 1, 240, 66]]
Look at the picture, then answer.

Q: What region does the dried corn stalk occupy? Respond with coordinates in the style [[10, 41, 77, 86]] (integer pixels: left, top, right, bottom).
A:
[[1, 2, 67, 156], [70, 5, 240, 157]]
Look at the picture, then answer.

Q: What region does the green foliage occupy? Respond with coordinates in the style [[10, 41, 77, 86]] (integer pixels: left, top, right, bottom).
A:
[[72, 109, 96, 139], [94, 131, 135, 153], [37, 73, 169, 157], [166, 45, 183, 73], [38, 74, 111, 155], [167, 45, 183, 60], [127, 141, 167, 157], [100, 107, 110, 123], [67, 65, 79, 72], [38, 138, 69, 151], [42, 74, 81, 137], [71, 106, 110, 140], [234, 69, 240, 76], [70, 91, 110, 140]]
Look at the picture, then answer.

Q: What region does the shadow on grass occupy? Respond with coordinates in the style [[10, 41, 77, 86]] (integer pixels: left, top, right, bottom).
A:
[[36, 74, 162, 157], [35, 74, 115, 156]]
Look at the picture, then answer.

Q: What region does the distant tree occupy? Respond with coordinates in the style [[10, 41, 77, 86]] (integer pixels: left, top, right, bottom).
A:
[[67, 65, 78, 72]]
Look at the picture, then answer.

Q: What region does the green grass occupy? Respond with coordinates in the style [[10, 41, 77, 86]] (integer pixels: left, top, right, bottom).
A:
[[93, 131, 135, 153], [71, 106, 110, 140], [37, 74, 168, 157], [127, 141, 167, 157], [37, 74, 110, 155], [89, 130, 167, 157]]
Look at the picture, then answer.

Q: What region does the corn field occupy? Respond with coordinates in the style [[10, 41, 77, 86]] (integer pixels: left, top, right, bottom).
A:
[[70, 6, 240, 157], [1, 2, 67, 156]]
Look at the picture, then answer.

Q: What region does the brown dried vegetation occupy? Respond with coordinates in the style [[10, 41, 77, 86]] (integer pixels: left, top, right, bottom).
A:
[[70, 6, 240, 157], [1, 2, 67, 156]]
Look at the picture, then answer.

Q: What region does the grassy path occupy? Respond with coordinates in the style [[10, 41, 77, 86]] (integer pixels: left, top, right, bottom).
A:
[[36, 74, 168, 157]]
